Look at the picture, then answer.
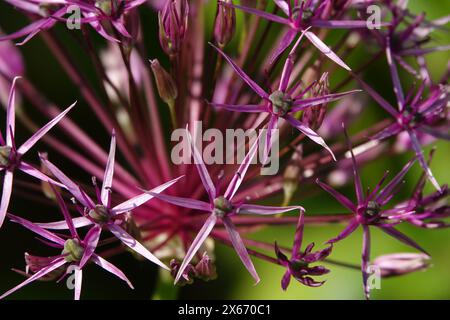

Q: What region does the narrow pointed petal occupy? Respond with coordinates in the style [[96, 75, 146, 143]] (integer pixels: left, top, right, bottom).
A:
[[108, 224, 169, 270], [238, 204, 302, 215], [17, 162, 65, 188], [311, 20, 377, 29], [304, 31, 351, 71], [17, 102, 76, 155], [223, 216, 260, 284], [146, 192, 211, 212], [291, 90, 361, 111], [209, 103, 264, 113], [316, 179, 356, 212], [362, 225, 371, 300], [419, 126, 450, 140], [354, 76, 398, 117], [36, 217, 93, 230], [0, 258, 66, 300], [376, 158, 416, 206], [292, 211, 305, 258], [74, 268, 82, 300], [281, 271, 291, 290], [79, 225, 101, 268], [210, 43, 269, 99], [53, 184, 79, 239], [0, 170, 13, 228], [186, 128, 216, 201], [224, 134, 260, 200], [262, 115, 278, 165], [327, 218, 360, 244], [91, 254, 134, 289], [386, 40, 405, 110], [274, 0, 290, 15], [5, 77, 19, 148], [344, 128, 364, 205], [380, 226, 429, 255], [269, 29, 297, 67], [285, 115, 336, 160], [111, 176, 184, 215], [40, 157, 93, 208], [221, 1, 291, 25], [409, 131, 441, 192], [101, 132, 116, 207], [175, 213, 217, 284], [8, 214, 65, 246]]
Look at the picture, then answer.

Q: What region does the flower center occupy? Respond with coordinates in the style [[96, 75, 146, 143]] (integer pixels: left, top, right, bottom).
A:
[[291, 7, 313, 24], [269, 90, 293, 116], [88, 204, 110, 223], [213, 196, 233, 217], [0, 146, 13, 168], [291, 259, 308, 270], [62, 239, 84, 263], [364, 201, 380, 218]]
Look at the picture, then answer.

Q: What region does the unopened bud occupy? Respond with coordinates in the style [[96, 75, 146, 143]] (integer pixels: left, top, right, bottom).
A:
[[23, 253, 66, 281], [302, 73, 329, 130], [214, 0, 236, 48], [195, 252, 217, 281], [150, 59, 178, 105], [372, 253, 431, 278], [170, 259, 196, 286], [158, 0, 189, 56]]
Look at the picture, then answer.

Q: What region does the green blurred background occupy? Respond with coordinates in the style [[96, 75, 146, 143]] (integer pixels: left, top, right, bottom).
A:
[[0, 0, 448, 299]]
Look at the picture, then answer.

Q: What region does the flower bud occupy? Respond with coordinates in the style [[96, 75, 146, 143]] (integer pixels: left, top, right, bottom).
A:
[[194, 252, 217, 281], [214, 0, 236, 48], [170, 259, 196, 286], [23, 253, 66, 281], [302, 73, 329, 130], [150, 59, 178, 105], [158, 0, 189, 56], [372, 253, 431, 278]]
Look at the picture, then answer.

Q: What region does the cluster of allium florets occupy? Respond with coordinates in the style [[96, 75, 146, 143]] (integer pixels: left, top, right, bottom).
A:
[[0, 0, 448, 300]]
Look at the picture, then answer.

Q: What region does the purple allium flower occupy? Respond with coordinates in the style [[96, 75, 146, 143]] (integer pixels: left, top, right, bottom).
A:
[[36, 132, 184, 270], [221, 0, 382, 69], [1, 0, 147, 44], [149, 128, 303, 284], [0, 77, 75, 228], [275, 211, 332, 289], [209, 37, 361, 161], [316, 129, 429, 299], [1, 189, 133, 300]]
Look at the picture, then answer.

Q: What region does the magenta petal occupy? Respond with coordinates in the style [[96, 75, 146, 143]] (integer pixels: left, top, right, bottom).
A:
[[74, 267, 82, 300], [274, 0, 290, 16], [210, 43, 269, 99], [0, 170, 13, 228], [17, 102, 76, 155], [222, 216, 260, 284], [53, 184, 79, 239], [304, 31, 351, 71], [238, 204, 302, 215], [221, 1, 291, 25], [108, 224, 169, 270], [328, 218, 360, 244], [5, 76, 19, 148], [269, 29, 297, 67], [40, 156, 94, 208], [36, 217, 93, 230], [362, 225, 371, 300], [186, 128, 216, 201], [285, 115, 336, 160], [0, 257, 66, 300], [292, 211, 305, 258], [281, 271, 291, 290], [209, 103, 264, 113], [79, 225, 101, 268], [90, 254, 134, 289], [111, 175, 184, 215], [101, 131, 116, 207], [224, 134, 260, 200], [311, 20, 375, 29], [262, 115, 278, 165], [355, 76, 398, 117], [291, 90, 361, 111], [376, 158, 416, 206], [18, 162, 65, 188], [8, 214, 65, 246], [147, 193, 211, 212], [316, 179, 356, 212], [409, 131, 441, 192], [380, 226, 429, 256], [175, 213, 217, 284], [344, 129, 364, 205], [386, 40, 405, 110]]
